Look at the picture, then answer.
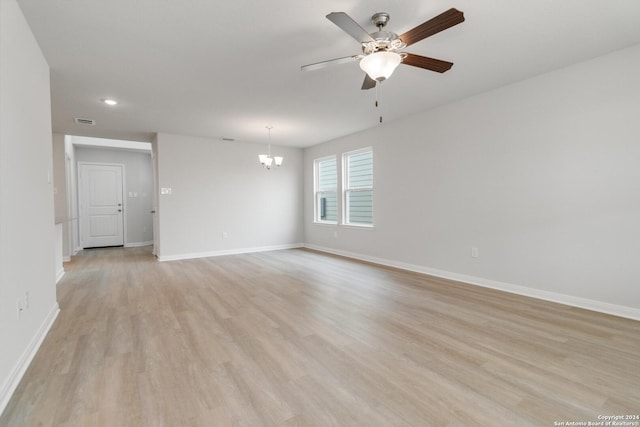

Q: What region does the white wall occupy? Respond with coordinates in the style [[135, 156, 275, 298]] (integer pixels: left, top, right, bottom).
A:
[[0, 0, 59, 413], [52, 133, 67, 221], [155, 133, 303, 260], [52, 133, 71, 259], [75, 146, 154, 246], [305, 44, 640, 319], [64, 137, 80, 254]]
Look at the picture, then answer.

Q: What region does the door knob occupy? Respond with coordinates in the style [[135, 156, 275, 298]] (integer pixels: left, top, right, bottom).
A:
[[118, 209, 122, 212]]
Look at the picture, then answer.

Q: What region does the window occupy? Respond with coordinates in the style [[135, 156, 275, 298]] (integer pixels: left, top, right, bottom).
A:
[[343, 148, 373, 226], [314, 156, 337, 223]]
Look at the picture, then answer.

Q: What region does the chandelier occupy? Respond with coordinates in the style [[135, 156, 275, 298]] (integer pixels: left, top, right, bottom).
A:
[[258, 126, 283, 169]]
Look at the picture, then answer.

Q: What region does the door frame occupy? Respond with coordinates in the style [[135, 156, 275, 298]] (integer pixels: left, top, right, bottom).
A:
[[150, 149, 159, 256], [77, 161, 127, 248]]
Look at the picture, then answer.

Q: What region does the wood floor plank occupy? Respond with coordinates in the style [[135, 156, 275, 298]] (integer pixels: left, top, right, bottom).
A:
[[1, 246, 638, 426]]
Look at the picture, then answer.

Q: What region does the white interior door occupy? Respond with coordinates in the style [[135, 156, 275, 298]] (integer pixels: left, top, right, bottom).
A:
[[79, 163, 124, 248]]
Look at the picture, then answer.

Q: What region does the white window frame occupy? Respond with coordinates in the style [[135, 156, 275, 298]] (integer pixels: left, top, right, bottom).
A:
[[313, 155, 338, 224], [342, 147, 373, 227]]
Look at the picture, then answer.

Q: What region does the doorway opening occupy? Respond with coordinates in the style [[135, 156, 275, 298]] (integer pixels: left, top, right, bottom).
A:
[[62, 136, 154, 254]]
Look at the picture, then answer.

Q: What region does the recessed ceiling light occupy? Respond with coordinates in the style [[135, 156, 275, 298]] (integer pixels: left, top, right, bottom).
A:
[[102, 98, 118, 106]]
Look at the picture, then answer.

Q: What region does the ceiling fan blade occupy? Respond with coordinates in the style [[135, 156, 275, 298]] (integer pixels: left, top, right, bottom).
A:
[[402, 53, 453, 73], [399, 8, 464, 47], [326, 12, 375, 44], [301, 55, 359, 72], [361, 74, 376, 90]]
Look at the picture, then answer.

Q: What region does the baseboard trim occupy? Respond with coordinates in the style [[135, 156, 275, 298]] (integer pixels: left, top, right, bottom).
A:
[[55, 268, 65, 284], [158, 243, 305, 262], [0, 302, 60, 416], [303, 244, 640, 321], [124, 241, 153, 248]]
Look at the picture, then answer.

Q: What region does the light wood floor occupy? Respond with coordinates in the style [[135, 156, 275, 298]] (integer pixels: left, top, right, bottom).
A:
[[1, 247, 638, 426]]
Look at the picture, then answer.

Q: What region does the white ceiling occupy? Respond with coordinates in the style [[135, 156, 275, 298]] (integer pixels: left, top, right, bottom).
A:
[[16, 0, 640, 148]]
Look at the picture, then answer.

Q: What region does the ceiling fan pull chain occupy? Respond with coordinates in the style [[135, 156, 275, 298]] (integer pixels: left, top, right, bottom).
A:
[[377, 82, 383, 123]]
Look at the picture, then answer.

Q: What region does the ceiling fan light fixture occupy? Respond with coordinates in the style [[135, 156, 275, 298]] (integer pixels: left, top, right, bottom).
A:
[[359, 51, 402, 81]]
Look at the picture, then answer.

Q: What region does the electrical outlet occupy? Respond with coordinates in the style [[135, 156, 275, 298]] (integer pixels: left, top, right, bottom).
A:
[[471, 247, 479, 258], [222, 232, 228, 239]]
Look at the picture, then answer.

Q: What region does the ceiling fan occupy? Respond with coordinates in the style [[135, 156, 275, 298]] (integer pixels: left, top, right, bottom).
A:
[[301, 8, 465, 90]]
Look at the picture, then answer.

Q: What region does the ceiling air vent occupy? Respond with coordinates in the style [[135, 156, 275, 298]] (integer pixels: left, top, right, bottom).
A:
[[74, 117, 96, 125]]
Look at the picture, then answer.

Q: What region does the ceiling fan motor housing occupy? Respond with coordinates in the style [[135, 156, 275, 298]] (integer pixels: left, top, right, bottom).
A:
[[362, 12, 406, 55], [362, 33, 406, 56]]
